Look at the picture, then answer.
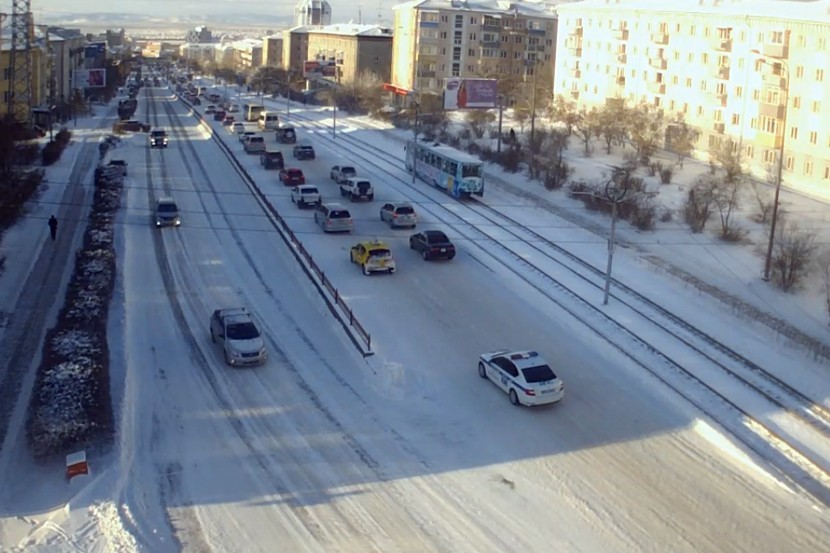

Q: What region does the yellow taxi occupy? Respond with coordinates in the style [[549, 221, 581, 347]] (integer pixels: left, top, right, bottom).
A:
[[349, 240, 396, 275]]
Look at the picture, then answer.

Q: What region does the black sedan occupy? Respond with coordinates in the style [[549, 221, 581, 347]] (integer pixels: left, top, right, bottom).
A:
[[409, 230, 456, 261]]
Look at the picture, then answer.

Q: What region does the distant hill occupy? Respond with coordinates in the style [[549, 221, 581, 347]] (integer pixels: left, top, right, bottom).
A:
[[36, 11, 294, 33]]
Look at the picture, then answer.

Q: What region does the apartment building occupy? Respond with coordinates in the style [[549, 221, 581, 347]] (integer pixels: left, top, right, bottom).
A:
[[232, 39, 263, 71], [555, 0, 830, 190], [263, 35, 284, 67], [1, 33, 51, 121], [283, 26, 315, 75], [391, 0, 560, 97], [307, 24, 393, 84]]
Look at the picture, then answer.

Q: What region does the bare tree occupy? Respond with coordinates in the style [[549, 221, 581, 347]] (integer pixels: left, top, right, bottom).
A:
[[548, 95, 580, 136], [771, 220, 818, 291], [817, 248, 830, 325], [713, 175, 746, 241], [626, 103, 666, 164], [749, 180, 774, 223], [683, 173, 720, 232], [709, 137, 744, 183], [466, 109, 495, 139], [573, 110, 600, 156], [597, 100, 628, 155], [665, 118, 699, 169]]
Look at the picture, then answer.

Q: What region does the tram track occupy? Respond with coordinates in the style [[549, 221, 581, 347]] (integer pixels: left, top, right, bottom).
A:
[[282, 110, 830, 504]]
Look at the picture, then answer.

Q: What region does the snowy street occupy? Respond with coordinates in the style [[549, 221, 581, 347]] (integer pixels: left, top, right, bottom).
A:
[[0, 79, 828, 552]]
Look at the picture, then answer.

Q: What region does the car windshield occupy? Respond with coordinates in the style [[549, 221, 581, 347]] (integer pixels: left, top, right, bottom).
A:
[[462, 164, 482, 178], [152, 132, 165, 137], [157, 203, 177, 212], [521, 364, 557, 383], [226, 322, 260, 340], [368, 249, 391, 259]]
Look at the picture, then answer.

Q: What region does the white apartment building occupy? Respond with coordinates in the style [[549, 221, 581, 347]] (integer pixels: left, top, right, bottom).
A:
[[391, 0, 560, 97], [555, 0, 830, 191]]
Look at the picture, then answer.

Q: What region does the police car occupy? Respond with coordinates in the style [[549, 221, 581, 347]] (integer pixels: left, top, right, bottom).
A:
[[477, 350, 564, 406]]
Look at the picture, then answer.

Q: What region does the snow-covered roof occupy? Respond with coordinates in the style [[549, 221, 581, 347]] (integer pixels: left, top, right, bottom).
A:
[[392, 0, 565, 17], [556, 0, 830, 23], [312, 23, 393, 37]]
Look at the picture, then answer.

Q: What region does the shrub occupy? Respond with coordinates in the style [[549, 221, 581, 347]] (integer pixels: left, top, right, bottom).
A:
[[543, 161, 572, 190], [660, 167, 674, 184], [659, 207, 674, 222], [648, 161, 662, 177], [627, 196, 657, 230], [41, 140, 63, 166], [14, 143, 40, 166], [498, 147, 522, 173], [55, 128, 72, 146]]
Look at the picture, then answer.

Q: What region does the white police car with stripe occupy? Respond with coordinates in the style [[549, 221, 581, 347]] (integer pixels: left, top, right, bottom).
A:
[[478, 350, 564, 406]]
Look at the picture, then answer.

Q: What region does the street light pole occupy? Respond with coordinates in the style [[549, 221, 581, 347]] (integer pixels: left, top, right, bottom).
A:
[[412, 99, 419, 184], [332, 103, 336, 138], [754, 54, 789, 282], [496, 94, 505, 154], [603, 169, 629, 305]]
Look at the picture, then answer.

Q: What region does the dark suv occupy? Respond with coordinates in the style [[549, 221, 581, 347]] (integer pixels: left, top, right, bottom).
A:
[[260, 150, 284, 170], [293, 142, 315, 160], [149, 130, 169, 148]]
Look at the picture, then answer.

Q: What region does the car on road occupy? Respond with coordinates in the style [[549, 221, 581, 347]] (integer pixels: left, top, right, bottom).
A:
[[279, 167, 305, 186], [222, 115, 235, 126], [210, 308, 267, 367], [239, 131, 256, 143], [260, 150, 284, 170], [478, 350, 564, 406], [231, 122, 245, 135], [213, 109, 227, 121], [293, 141, 315, 160], [314, 202, 353, 233], [154, 197, 181, 227], [275, 125, 297, 144], [228, 104, 240, 113], [205, 104, 216, 114], [409, 230, 456, 260], [120, 120, 151, 132], [149, 129, 169, 148], [350, 240, 396, 275], [290, 184, 321, 208], [339, 178, 374, 202], [380, 202, 417, 228], [330, 165, 357, 184]]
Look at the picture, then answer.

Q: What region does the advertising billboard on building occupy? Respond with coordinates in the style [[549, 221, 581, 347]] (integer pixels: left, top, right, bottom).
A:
[[303, 60, 338, 79], [84, 42, 107, 69], [74, 69, 107, 88], [443, 78, 498, 110]]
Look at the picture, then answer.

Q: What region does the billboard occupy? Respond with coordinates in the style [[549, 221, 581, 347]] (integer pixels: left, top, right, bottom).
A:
[[303, 60, 338, 79], [74, 69, 107, 88], [443, 78, 498, 110], [84, 42, 107, 69]]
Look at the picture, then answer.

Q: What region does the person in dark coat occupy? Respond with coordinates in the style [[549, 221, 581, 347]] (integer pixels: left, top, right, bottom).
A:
[[509, 128, 516, 143], [48, 215, 58, 241]]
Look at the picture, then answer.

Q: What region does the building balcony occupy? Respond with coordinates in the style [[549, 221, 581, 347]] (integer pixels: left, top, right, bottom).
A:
[[570, 68, 581, 78], [651, 32, 669, 45], [612, 75, 626, 86], [568, 46, 583, 56], [565, 37, 581, 49], [715, 92, 728, 107], [570, 89, 580, 99], [714, 38, 732, 52], [569, 27, 583, 37], [480, 41, 500, 48], [713, 121, 725, 134], [482, 23, 501, 32], [761, 43, 789, 59], [758, 101, 786, 119], [713, 65, 731, 80], [648, 81, 666, 94], [762, 74, 787, 89], [617, 53, 628, 63], [613, 29, 629, 40], [649, 57, 666, 69], [418, 70, 436, 78], [757, 131, 783, 149]]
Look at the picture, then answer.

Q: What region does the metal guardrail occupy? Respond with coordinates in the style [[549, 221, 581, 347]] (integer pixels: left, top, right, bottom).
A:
[[179, 95, 373, 356]]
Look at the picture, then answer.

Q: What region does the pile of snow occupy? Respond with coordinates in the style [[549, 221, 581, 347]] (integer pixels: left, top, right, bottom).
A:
[[27, 165, 123, 457]]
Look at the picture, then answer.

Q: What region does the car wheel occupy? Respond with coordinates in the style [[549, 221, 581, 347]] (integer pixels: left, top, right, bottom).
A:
[[478, 362, 487, 379], [389, 267, 395, 274], [340, 188, 345, 197], [362, 264, 370, 276], [368, 194, 374, 201], [224, 348, 231, 365], [210, 328, 215, 343], [509, 389, 520, 406], [422, 250, 429, 260], [409, 239, 416, 250]]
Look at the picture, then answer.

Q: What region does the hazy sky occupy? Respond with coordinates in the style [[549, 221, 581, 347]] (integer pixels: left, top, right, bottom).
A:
[[33, 0, 397, 23]]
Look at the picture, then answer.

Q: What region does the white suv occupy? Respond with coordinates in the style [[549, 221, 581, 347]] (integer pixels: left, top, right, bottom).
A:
[[290, 185, 322, 208]]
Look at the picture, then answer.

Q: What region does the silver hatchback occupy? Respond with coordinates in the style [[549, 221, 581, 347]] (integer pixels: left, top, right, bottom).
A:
[[380, 202, 417, 228], [314, 202, 353, 233]]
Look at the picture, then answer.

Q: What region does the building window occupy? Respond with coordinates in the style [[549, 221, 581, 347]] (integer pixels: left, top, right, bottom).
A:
[[468, 49, 475, 56], [819, 37, 827, 50], [669, 99, 676, 110], [682, 102, 688, 113], [793, 96, 801, 109], [672, 75, 679, 85], [817, 69, 825, 82], [440, 32, 447, 39], [804, 159, 813, 175], [790, 127, 798, 140], [515, 36, 523, 44], [750, 117, 758, 129], [451, 63, 460, 76], [687, 52, 694, 62], [796, 65, 804, 78], [797, 34, 806, 47], [735, 86, 743, 98], [824, 165, 830, 180], [686, 77, 692, 87], [746, 145, 754, 159], [771, 30, 785, 44], [455, 15, 463, 28], [702, 53, 709, 64], [784, 155, 793, 170], [441, 15, 448, 22], [763, 149, 776, 164], [697, 105, 704, 116], [813, 100, 821, 112], [470, 17, 478, 25], [469, 33, 477, 41], [731, 113, 740, 125]]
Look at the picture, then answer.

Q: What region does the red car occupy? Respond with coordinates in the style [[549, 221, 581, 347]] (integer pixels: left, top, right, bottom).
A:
[[279, 167, 305, 186]]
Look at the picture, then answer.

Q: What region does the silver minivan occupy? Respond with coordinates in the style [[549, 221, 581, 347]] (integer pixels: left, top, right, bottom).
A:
[[314, 202, 353, 233], [243, 134, 265, 154]]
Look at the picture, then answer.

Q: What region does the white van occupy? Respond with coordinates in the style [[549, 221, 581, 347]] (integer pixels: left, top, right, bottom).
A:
[[258, 111, 280, 131]]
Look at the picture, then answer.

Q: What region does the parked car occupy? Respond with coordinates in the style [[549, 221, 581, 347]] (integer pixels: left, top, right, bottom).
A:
[[409, 230, 456, 260], [293, 141, 315, 160], [478, 350, 564, 407], [279, 167, 305, 186], [260, 150, 284, 170], [380, 202, 417, 228], [314, 202, 353, 233], [290, 184, 322, 208]]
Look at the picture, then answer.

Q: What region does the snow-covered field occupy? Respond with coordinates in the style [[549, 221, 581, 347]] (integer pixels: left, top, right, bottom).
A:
[[0, 78, 828, 552]]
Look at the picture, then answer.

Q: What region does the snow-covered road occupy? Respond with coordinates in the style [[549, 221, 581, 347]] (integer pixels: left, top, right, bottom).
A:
[[1, 81, 828, 552]]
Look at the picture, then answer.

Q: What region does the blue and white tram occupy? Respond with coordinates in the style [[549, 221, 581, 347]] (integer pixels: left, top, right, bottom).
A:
[[405, 139, 484, 198]]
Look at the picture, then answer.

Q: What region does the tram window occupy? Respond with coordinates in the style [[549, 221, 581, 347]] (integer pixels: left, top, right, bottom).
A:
[[450, 162, 458, 175]]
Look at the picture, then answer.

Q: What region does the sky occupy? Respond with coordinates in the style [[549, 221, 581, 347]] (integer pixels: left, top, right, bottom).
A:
[[1, 72, 829, 551], [33, 0, 397, 26]]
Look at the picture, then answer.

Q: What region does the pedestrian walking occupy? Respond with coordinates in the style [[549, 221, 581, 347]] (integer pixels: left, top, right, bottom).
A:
[[48, 215, 58, 241]]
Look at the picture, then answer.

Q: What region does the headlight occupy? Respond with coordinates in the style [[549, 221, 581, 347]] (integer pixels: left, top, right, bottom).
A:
[[259, 348, 267, 357]]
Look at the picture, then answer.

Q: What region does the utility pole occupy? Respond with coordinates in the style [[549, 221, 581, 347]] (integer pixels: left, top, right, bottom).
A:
[[496, 94, 505, 154], [529, 60, 539, 146], [603, 168, 629, 305]]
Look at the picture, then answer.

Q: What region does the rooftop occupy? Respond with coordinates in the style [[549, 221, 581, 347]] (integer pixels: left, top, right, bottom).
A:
[[556, 0, 830, 23], [393, 0, 566, 17]]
